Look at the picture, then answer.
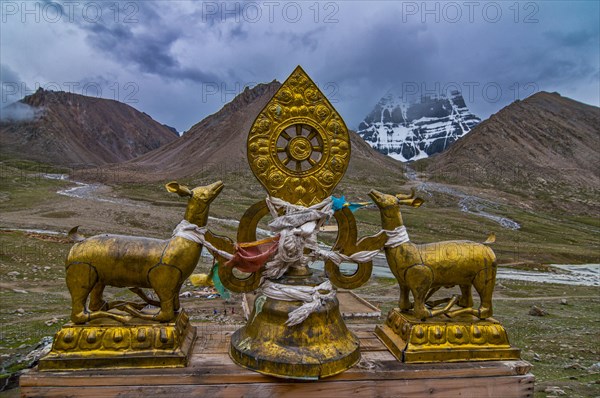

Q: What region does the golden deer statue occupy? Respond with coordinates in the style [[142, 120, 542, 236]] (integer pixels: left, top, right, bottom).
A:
[[369, 189, 497, 320], [65, 181, 224, 324]]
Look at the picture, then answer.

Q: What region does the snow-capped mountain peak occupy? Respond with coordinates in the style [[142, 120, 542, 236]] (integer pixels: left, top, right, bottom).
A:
[[357, 90, 480, 162]]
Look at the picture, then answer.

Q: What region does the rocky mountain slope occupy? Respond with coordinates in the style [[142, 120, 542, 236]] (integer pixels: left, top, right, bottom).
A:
[[120, 82, 406, 183], [0, 88, 178, 166], [357, 90, 480, 161], [423, 92, 600, 214]]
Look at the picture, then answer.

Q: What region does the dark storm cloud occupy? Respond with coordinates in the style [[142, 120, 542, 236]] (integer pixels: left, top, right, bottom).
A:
[[0, 63, 21, 86], [545, 29, 596, 47], [321, 15, 434, 86], [498, 26, 596, 84], [68, 2, 220, 84], [536, 59, 595, 82], [281, 27, 327, 53], [344, 2, 600, 125], [1, 63, 26, 106], [0, 64, 44, 122], [2, 1, 598, 131], [229, 24, 248, 40]]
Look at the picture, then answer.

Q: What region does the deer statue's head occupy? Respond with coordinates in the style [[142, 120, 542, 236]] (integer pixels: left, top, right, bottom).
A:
[[369, 189, 424, 229], [166, 181, 224, 226]]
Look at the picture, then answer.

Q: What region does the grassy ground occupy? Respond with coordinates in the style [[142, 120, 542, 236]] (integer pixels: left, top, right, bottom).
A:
[[1, 229, 598, 396], [354, 277, 600, 398], [0, 230, 70, 380], [494, 282, 600, 397], [1, 160, 598, 396]]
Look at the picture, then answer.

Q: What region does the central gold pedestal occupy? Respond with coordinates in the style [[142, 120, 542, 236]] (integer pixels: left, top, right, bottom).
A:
[[375, 309, 520, 363], [230, 273, 360, 380], [39, 310, 196, 371]]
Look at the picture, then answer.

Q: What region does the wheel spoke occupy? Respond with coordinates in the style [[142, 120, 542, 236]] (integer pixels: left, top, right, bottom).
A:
[[295, 124, 302, 136], [277, 147, 286, 152], [307, 157, 317, 166], [295, 161, 302, 171], [312, 145, 322, 152], [282, 157, 291, 165], [307, 128, 317, 141], [281, 131, 291, 140]]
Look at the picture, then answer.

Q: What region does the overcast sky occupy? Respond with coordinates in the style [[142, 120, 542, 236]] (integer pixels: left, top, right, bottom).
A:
[[1, 1, 598, 132]]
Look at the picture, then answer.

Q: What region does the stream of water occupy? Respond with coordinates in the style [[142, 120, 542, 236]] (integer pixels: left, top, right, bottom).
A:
[[496, 264, 599, 287], [309, 260, 600, 287], [43, 174, 272, 235], [404, 166, 521, 230], [419, 181, 521, 230]]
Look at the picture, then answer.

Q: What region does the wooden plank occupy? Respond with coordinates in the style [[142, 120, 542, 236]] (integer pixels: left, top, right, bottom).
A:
[[351, 330, 377, 339], [21, 374, 534, 398], [193, 336, 231, 353], [194, 324, 239, 334], [20, 322, 532, 386], [348, 324, 383, 332], [20, 323, 533, 398], [20, 358, 533, 387], [358, 337, 387, 351], [338, 291, 381, 318]]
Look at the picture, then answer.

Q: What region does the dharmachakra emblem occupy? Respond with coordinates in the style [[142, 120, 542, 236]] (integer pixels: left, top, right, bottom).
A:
[[247, 65, 350, 206]]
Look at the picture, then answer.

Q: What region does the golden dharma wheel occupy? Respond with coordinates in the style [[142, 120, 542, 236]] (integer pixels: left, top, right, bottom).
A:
[[221, 66, 376, 293], [225, 66, 376, 380], [247, 66, 350, 206]]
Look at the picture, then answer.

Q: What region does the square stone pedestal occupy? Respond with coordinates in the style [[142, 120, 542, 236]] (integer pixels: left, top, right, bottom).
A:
[[38, 310, 196, 370], [375, 308, 521, 363]]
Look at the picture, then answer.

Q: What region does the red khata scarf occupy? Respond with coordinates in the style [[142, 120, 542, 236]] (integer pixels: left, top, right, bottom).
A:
[[224, 235, 280, 273]]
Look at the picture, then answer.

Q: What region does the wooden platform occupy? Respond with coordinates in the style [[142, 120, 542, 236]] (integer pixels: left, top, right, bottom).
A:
[[20, 324, 534, 397]]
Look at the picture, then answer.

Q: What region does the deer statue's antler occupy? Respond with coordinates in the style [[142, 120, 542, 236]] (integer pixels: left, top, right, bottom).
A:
[[395, 189, 415, 200], [395, 189, 424, 207]]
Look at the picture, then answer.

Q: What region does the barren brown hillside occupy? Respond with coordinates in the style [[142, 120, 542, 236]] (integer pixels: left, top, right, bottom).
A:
[[0, 88, 178, 166], [110, 82, 406, 183], [423, 92, 600, 213]]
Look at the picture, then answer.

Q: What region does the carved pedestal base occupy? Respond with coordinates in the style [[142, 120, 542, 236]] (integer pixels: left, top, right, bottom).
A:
[[230, 274, 360, 380], [375, 309, 521, 363], [38, 311, 196, 371]]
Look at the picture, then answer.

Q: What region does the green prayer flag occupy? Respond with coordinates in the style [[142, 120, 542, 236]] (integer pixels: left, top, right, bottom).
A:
[[211, 262, 230, 299]]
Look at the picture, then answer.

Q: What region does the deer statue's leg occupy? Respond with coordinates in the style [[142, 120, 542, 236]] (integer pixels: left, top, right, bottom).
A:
[[86, 309, 131, 323], [398, 284, 412, 311], [174, 286, 182, 311], [428, 295, 459, 317], [107, 301, 146, 311], [458, 284, 473, 308], [129, 287, 161, 307], [448, 268, 495, 319], [405, 264, 433, 320], [411, 286, 431, 320], [67, 264, 131, 324], [426, 287, 456, 308], [105, 287, 155, 311], [66, 263, 96, 324], [474, 265, 496, 319], [150, 266, 181, 322], [89, 282, 107, 311], [406, 267, 459, 318], [124, 266, 179, 322], [152, 284, 178, 322], [122, 293, 176, 322]]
